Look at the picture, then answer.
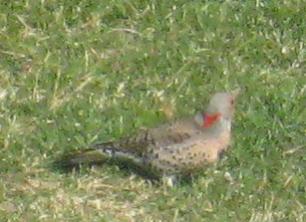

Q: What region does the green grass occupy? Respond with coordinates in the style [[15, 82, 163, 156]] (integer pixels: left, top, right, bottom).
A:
[[0, 0, 305, 221]]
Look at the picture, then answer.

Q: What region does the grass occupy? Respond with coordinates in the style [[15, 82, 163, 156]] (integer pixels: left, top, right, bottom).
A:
[[0, 0, 305, 221]]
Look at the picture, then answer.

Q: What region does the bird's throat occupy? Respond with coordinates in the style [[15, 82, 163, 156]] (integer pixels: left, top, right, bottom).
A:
[[203, 113, 221, 128]]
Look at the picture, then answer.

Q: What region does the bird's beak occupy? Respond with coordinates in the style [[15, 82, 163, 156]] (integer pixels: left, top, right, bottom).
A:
[[231, 88, 240, 99]]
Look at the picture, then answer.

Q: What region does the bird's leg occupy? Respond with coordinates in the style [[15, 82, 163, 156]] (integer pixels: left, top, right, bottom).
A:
[[162, 174, 178, 187]]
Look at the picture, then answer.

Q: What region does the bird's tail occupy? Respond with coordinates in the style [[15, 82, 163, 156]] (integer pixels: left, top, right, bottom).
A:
[[53, 143, 142, 171]]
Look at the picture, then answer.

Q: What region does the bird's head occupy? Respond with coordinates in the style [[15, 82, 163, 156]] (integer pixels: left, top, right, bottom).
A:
[[195, 88, 240, 129]]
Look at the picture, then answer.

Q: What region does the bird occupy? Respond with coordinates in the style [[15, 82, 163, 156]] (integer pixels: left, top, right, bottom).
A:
[[55, 89, 240, 186]]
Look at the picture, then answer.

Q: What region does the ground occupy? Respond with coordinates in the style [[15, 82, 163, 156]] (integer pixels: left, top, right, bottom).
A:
[[0, 1, 305, 221]]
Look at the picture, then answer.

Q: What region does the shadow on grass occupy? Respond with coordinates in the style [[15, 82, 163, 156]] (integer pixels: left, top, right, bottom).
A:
[[51, 150, 200, 187]]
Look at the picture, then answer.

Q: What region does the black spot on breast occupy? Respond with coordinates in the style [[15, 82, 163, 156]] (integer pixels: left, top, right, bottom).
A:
[[187, 154, 193, 160], [165, 160, 171, 165], [156, 168, 163, 173], [169, 149, 174, 154], [182, 162, 188, 166]]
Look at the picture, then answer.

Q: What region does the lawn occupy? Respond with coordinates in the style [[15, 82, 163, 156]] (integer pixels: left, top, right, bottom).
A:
[[0, 0, 305, 221]]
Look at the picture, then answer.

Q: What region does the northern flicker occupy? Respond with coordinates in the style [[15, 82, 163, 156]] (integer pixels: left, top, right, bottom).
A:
[[56, 89, 240, 185]]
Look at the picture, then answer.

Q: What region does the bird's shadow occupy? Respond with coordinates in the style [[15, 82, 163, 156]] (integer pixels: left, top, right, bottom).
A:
[[51, 153, 198, 187], [51, 153, 161, 183]]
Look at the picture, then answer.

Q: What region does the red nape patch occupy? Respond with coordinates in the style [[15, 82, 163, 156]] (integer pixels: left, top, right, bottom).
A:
[[203, 113, 221, 128]]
